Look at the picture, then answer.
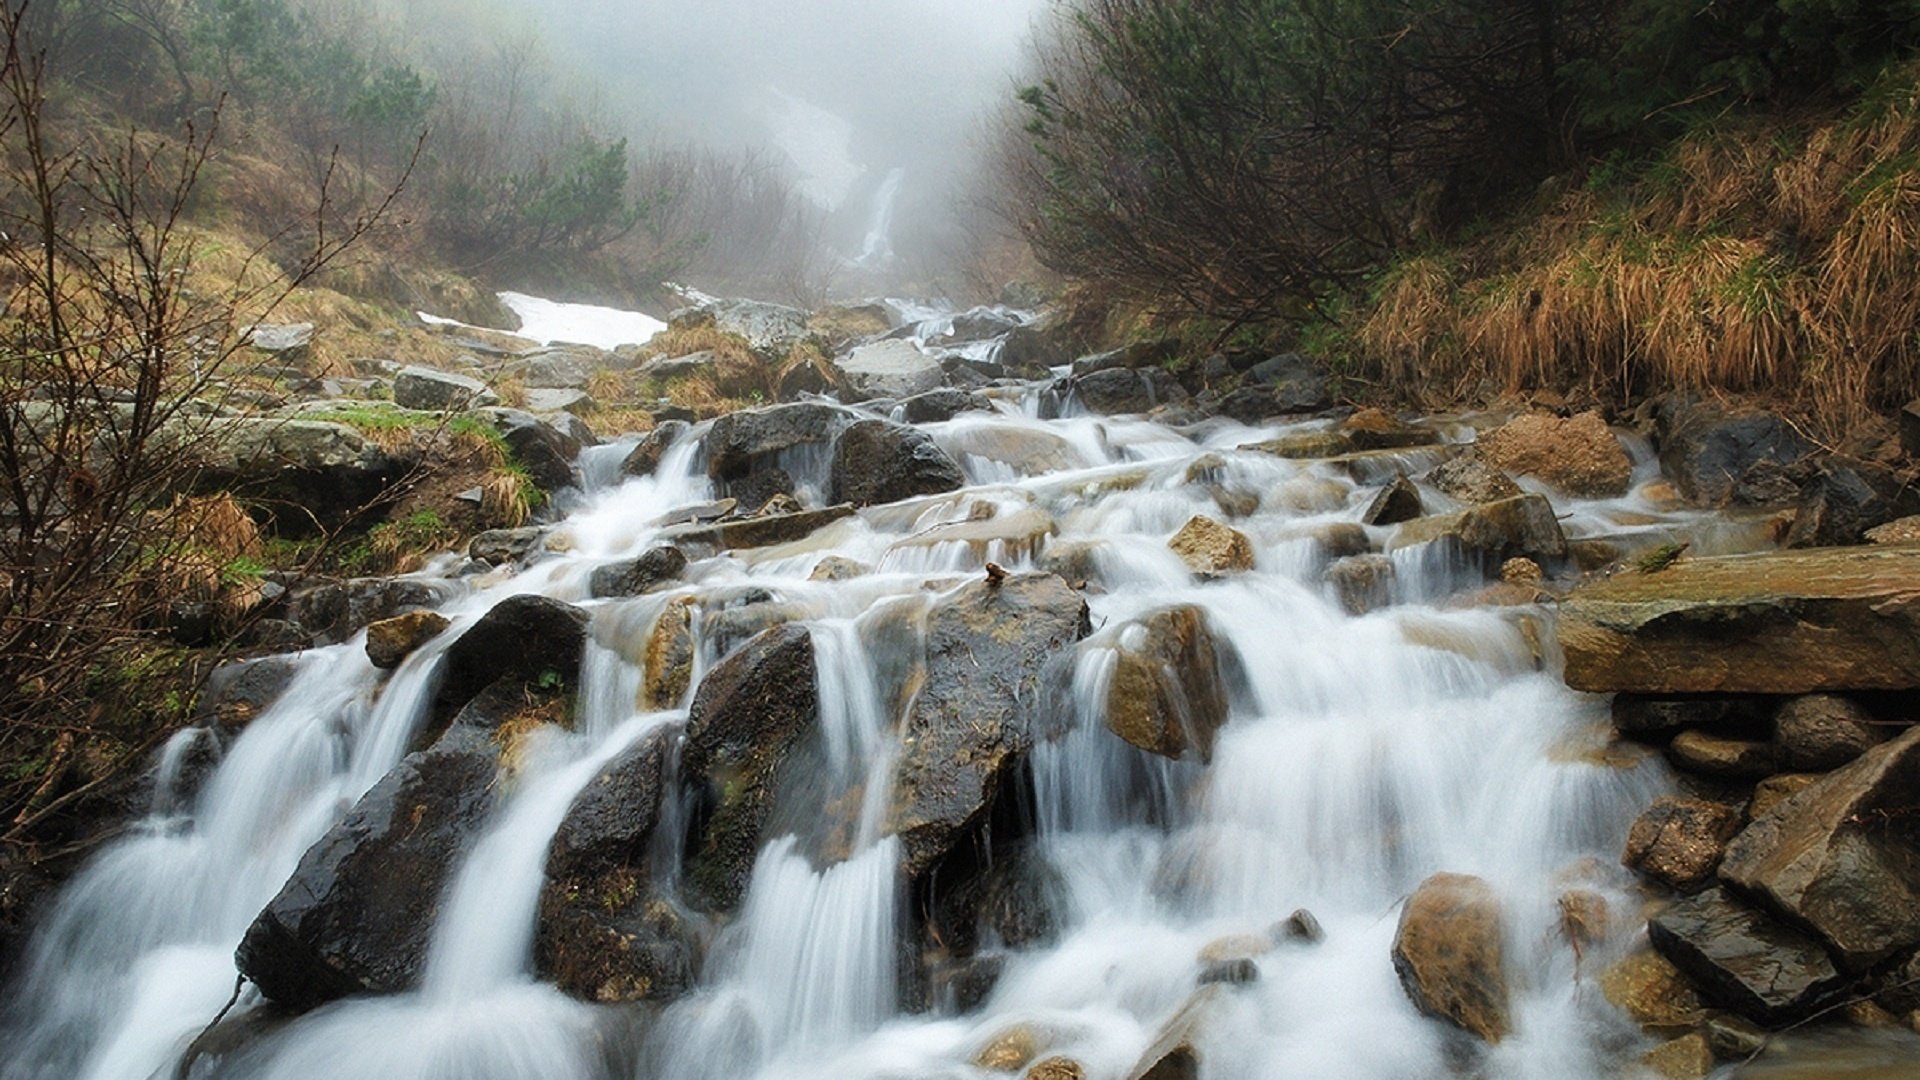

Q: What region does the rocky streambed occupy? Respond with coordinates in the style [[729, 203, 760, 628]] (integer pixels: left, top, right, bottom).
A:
[[3, 294, 1919, 1080]]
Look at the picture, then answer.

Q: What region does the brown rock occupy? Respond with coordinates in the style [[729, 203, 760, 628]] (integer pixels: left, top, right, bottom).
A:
[[1718, 726, 1920, 971], [640, 598, 695, 710], [1127, 985, 1218, 1080], [1558, 889, 1611, 950], [1647, 886, 1846, 1024], [1865, 515, 1920, 544], [1426, 453, 1523, 504], [364, 610, 450, 669], [1391, 872, 1511, 1043], [1388, 493, 1567, 563], [974, 1025, 1043, 1071], [1772, 694, 1886, 771], [1026, 1057, 1086, 1080], [1501, 557, 1544, 585], [1623, 797, 1744, 892], [1559, 545, 1920, 694], [1749, 773, 1821, 818], [1477, 411, 1633, 497], [1668, 730, 1777, 780], [1640, 1033, 1714, 1080], [1599, 949, 1706, 1029], [1362, 475, 1423, 525], [1342, 408, 1441, 451], [663, 504, 857, 553], [809, 555, 869, 581], [1167, 515, 1255, 576], [1104, 606, 1231, 761], [1327, 554, 1396, 615]]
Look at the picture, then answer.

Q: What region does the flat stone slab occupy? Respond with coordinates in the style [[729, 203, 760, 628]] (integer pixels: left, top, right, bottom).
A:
[[661, 505, 856, 553], [1559, 544, 1920, 694]]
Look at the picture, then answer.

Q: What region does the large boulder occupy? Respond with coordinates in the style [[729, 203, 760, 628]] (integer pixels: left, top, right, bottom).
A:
[[588, 546, 688, 599], [434, 595, 590, 723], [472, 407, 581, 493], [234, 683, 557, 1008], [1103, 606, 1231, 762], [1621, 796, 1744, 892], [1655, 399, 1813, 506], [1646, 886, 1845, 1024], [1361, 475, 1423, 526], [508, 345, 610, 389], [1772, 694, 1885, 771], [1391, 872, 1512, 1043], [1068, 367, 1186, 415], [996, 320, 1076, 376], [680, 624, 819, 912], [1783, 456, 1920, 548], [898, 388, 987, 424], [886, 573, 1090, 877], [703, 402, 846, 498], [181, 418, 412, 535], [1387, 493, 1567, 564], [835, 339, 944, 400], [1215, 354, 1332, 421], [698, 297, 813, 358], [1558, 545, 1920, 694], [392, 366, 497, 411], [620, 420, 690, 478], [1476, 411, 1632, 498], [245, 322, 314, 361], [535, 722, 698, 1002], [828, 419, 966, 508], [364, 610, 451, 670], [1717, 726, 1920, 972]]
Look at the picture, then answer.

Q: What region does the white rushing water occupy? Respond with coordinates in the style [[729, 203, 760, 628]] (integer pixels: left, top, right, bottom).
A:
[[2, 300, 1778, 1080]]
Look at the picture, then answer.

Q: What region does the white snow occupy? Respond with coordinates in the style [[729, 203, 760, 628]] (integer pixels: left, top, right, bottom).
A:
[[416, 291, 666, 352]]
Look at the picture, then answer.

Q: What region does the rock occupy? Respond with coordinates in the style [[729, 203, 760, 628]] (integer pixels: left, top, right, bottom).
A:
[[1362, 475, 1423, 525], [1127, 986, 1219, 1080], [1068, 367, 1186, 415], [1785, 456, 1920, 548], [1388, 493, 1567, 563], [1646, 886, 1845, 1024], [1312, 522, 1371, 559], [1279, 908, 1325, 944], [1558, 889, 1611, 950], [621, 420, 690, 478], [1215, 354, 1331, 421], [835, 339, 944, 400], [1198, 957, 1259, 986], [179, 418, 411, 535], [891, 507, 1057, 562], [1600, 949, 1707, 1029], [535, 723, 696, 1002], [1612, 695, 1763, 738], [941, 425, 1085, 475], [703, 402, 845, 496], [588, 546, 688, 599], [974, 1025, 1043, 1071], [468, 526, 547, 566], [808, 303, 894, 346], [1655, 399, 1813, 506], [234, 685, 553, 1008], [997, 320, 1075, 375], [1865, 515, 1920, 543], [1342, 408, 1439, 451], [1718, 726, 1920, 972], [637, 351, 716, 381], [1622, 797, 1744, 892], [1559, 545, 1920, 694], [1476, 412, 1632, 497], [927, 840, 1066, 955], [680, 625, 818, 912], [1773, 694, 1885, 771], [899, 388, 986, 424], [701, 297, 813, 357], [809, 555, 869, 581], [939, 307, 1022, 344], [1070, 339, 1178, 376], [1326, 554, 1396, 615], [1750, 773, 1822, 818], [509, 345, 609, 389], [282, 576, 448, 645], [641, 598, 695, 710], [1641, 1034, 1714, 1080], [1901, 399, 1920, 459], [828, 420, 966, 508], [1702, 1013, 1769, 1060], [1103, 606, 1231, 762], [1391, 872, 1512, 1043], [245, 322, 314, 360], [1168, 515, 1255, 576], [1668, 730, 1777, 780], [434, 595, 590, 722], [472, 407, 581, 493], [392, 366, 497, 411], [886, 573, 1090, 878], [523, 387, 594, 414], [1425, 454, 1523, 504], [663, 504, 856, 554], [364, 610, 451, 669], [1026, 1057, 1085, 1080], [195, 655, 299, 729]]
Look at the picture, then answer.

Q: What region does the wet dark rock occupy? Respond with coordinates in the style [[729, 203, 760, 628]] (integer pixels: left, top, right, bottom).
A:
[[588, 546, 688, 599], [1784, 456, 1920, 548], [433, 595, 589, 723], [1669, 730, 1777, 780], [1655, 399, 1813, 507], [195, 655, 300, 730], [468, 526, 547, 566], [1217, 354, 1331, 420], [1647, 886, 1845, 1025], [472, 407, 581, 493], [536, 723, 698, 1003], [1611, 695, 1765, 738], [886, 573, 1090, 878], [1773, 694, 1886, 771], [1392, 872, 1512, 1043], [621, 420, 689, 477], [828, 419, 966, 508], [1103, 606, 1232, 762], [1718, 726, 1920, 972], [641, 598, 696, 710], [1362, 476, 1423, 526], [930, 952, 1005, 1013], [1198, 957, 1259, 986], [1389, 493, 1567, 564], [662, 504, 856, 554], [364, 610, 451, 669], [899, 388, 986, 424], [927, 840, 1067, 956], [997, 320, 1075, 376], [283, 576, 448, 645], [703, 402, 846, 499], [1622, 796, 1744, 892], [1068, 367, 1187, 415], [680, 625, 818, 912], [1279, 908, 1325, 944]]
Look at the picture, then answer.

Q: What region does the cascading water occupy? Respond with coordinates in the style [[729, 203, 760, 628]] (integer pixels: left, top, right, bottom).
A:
[[1, 300, 1786, 1080]]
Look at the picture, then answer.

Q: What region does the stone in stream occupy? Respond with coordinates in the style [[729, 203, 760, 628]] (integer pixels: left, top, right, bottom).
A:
[[1784, 455, 1920, 548], [1611, 694, 1765, 738], [1646, 886, 1845, 1025], [1425, 453, 1523, 505], [1654, 398, 1813, 507], [1621, 796, 1744, 892], [1126, 984, 1223, 1080], [703, 402, 847, 497], [827, 419, 966, 508], [1102, 605, 1232, 762], [1599, 949, 1708, 1030], [834, 339, 944, 400], [1361, 475, 1423, 525], [662, 504, 856, 554], [926, 840, 1068, 956], [432, 594, 590, 727], [392, 365, 496, 411], [1341, 408, 1440, 452], [620, 419, 689, 477], [1326, 553, 1396, 615], [1026, 1057, 1086, 1080], [679, 624, 818, 912], [1387, 493, 1567, 564], [1067, 366, 1187, 415], [641, 597, 696, 710], [467, 525, 549, 567], [885, 573, 1090, 878], [1717, 726, 1920, 972], [588, 545, 688, 599], [363, 610, 450, 669], [1167, 515, 1255, 577], [235, 682, 561, 1009], [899, 388, 987, 424], [1475, 411, 1633, 498], [471, 407, 581, 494], [940, 424, 1085, 475], [891, 506, 1058, 563], [1772, 693, 1886, 771], [534, 722, 699, 1003], [1391, 872, 1512, 1043], [1558, 545, 1920, 694], [1640, 1033, 1715, 1080]]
